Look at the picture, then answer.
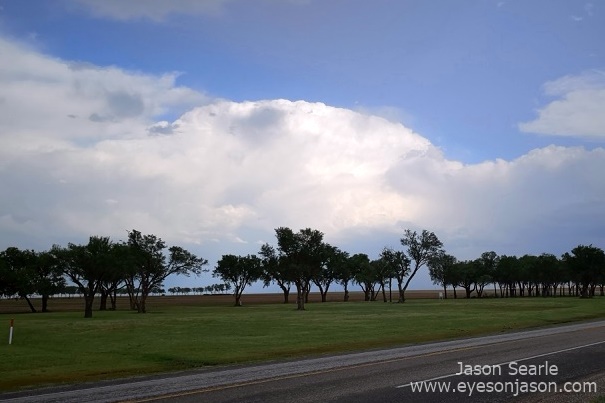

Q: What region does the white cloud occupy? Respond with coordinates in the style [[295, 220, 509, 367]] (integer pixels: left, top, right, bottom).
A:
[[1, 36, 604, 270], [519, 71, 605, 138], [0, 38, 207, 149]]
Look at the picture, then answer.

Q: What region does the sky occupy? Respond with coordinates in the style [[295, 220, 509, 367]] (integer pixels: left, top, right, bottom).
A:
[[0, 0, 604, 292]]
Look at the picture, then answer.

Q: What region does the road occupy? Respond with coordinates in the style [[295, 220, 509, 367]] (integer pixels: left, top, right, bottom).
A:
[[1, 320, 604, 402]]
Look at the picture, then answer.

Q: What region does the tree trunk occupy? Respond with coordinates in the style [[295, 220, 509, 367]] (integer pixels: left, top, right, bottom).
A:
[[360, 284, 371, 301], [453, 286, 457, 299], [344, 287, 349, 302], [110, 289, 117, 310], [371, 285, 380, 301], [125, 281, 138, 310], [21, 294, 37, 313], [304, 282, 310, 304], [278, 282, 291, 303], [235, 294, 242, 306], [84, 294, 94, 318], [282, 287, 290, 303], [443, 284, 447, 299], [580, 283, 590, 298], [41, 294, 49, 313], [99, 290, 108, 311], [296, 284, 305, 310], [396, 278, 405, 303], [320, 289, 327, 302], [137, 296, 147, 313]]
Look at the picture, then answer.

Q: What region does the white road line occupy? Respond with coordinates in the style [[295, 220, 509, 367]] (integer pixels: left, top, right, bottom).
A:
[[396, 339, 605, 389]]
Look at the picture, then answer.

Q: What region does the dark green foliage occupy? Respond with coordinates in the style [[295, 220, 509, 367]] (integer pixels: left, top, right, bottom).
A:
[[268, 227, 326, 310], [125, 229, 208, 313], [563, 245, 605, 298], [52, 236, 116, 318], [428, 252, 457, 299], [214, 254, 262, 306], [399, 229, 443, 302], [0, 247, 65, 313]]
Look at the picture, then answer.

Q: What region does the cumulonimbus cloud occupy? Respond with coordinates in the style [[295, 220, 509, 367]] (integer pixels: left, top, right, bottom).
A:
[[1, 36, 604, 263]]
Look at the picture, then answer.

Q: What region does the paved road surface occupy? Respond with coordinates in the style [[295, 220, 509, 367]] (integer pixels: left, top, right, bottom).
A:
[[1, 320, 604, 402]]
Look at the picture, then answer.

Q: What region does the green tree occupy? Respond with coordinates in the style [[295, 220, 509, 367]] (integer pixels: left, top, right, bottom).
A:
[[516, 255, 537, 297], [332, 250, 352, 302], [562, 245, 605, 298], [451, 260, 477, 298], [0, 257, 9, 297], [368, 259, 386, 301], [350, 253, 374, 301], [479, 251, 499, 297], [99, 243, 131, 311], [0, 247, 38, 312], [32, 250, 65, 312], [495, 255, 519, 297], [53, 236, 115, 318], [214, 254, 262, 306], [313, 244, 347, 302], [259, 243, 293, 303], [399, 229, 443, 302], [371, 257, 396, 302], [535, 253, 560, 297], [471, 258, 491, 298], [126, 230, 208, 313], [271, 227, 325, 310], [380, 247, 411, 303], [428, 252, 457, 299]]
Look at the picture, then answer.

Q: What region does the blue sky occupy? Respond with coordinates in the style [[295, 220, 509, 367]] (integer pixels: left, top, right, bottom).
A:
[[0, 0, 604, 291]]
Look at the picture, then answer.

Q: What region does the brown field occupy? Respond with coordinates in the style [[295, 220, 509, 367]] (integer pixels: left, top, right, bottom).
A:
[[0, 290, 443, 314]]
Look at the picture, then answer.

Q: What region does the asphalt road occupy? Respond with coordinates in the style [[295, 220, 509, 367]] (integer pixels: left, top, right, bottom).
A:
[[2, 320, 604, 403]]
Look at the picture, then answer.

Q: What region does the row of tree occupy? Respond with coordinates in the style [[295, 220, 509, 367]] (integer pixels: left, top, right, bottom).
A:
[[0, 230, 207, 317], [428, 247, 605, 299], [2, 226, 604, 315], [166, 284, 232, 295], [213, 227, 443, 309], [212, 228, 605, 308], [47, 283, 231, 298]]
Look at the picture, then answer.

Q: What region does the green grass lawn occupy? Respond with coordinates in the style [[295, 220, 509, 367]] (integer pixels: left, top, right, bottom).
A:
[[0, 297, 603, 391]]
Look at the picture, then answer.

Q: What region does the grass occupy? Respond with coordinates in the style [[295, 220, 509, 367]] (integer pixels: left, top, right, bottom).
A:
[[0, 296, 604, 392]]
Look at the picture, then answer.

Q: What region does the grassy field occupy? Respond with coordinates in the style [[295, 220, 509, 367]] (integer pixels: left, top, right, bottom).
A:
[[0, 293, 604, 392]]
